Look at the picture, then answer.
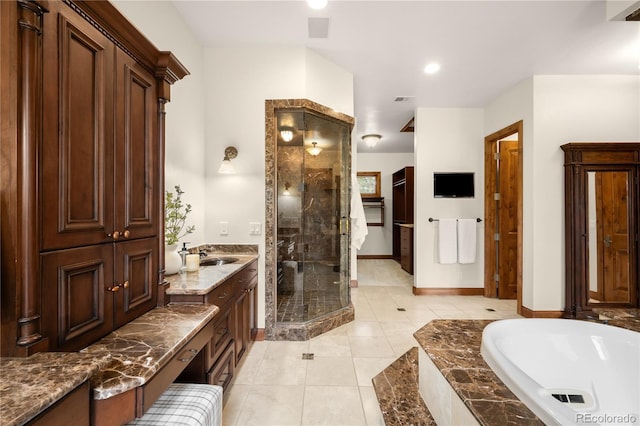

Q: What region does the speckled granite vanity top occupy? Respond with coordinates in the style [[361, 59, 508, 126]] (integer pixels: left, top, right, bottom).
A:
[[165, 252, 258, 295], [0, 352, 109, 426], [414, 320, 543, 425], [82, 303, 218, 400]]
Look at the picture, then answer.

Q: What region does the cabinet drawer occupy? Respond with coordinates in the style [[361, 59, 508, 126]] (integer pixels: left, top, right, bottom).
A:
[[209, 278, 234, 307], [207, 342, 235, 391], [206, 304, 233, 371], [137, 319, 213, 415], [235, 261, 258, 291]]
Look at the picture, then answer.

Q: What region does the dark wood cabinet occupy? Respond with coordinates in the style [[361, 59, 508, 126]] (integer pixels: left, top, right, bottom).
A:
[[1, 0, 188, 356], [400, 225, 414, 275], [392, 167, 414, 262], [561, 143, 640, 318], [173, 259, 258, 391]]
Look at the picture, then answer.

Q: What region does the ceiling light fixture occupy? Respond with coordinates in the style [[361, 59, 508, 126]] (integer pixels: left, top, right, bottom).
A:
[[218, 146, 238, 174], [362, 134, 382, 148], [307, 0, 328, 10], [306, 142, 322, 156], [424, 62, 441, 75], [283, 182, 291, 196]]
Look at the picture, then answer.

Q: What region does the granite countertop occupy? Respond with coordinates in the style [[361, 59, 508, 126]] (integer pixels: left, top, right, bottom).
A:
[[82, 303, 218, 400], [0, 352, 110, 426], [414, 320, 543, 426], [165, 253, 258, 296]]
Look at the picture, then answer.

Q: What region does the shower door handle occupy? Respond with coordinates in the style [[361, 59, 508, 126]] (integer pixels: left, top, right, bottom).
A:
[[339, 217, 349, 235]]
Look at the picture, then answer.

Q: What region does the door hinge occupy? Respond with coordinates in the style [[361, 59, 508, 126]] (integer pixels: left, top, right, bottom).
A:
[[494, 193, 500, 201], [494, 233, 500, 241], [494, 274, 500, 282], [493, 152, 499, 160]]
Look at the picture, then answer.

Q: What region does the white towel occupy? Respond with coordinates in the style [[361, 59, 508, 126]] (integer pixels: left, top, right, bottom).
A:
[[438, 219, 457, 264], [457, 219, 477, 264], [350, 173, 368, 250]]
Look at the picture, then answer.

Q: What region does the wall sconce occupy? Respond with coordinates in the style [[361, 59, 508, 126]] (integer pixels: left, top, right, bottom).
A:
[[280, 128, 294, 142], [362, 134, 381, 148], [218, 146, 238, 174], [306, 142, 322, 156], [283, 182, 291, 196]]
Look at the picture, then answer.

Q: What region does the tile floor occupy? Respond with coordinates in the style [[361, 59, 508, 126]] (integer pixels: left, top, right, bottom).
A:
[[222, 259, 521, 426]]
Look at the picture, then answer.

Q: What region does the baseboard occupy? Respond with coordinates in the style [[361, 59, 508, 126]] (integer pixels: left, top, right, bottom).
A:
[[412, 287, 484, 296], [350, 279, 358, 288], [357, 254, 394, 259], [520, 306, 564, 318], [254, 328, 266, 341]]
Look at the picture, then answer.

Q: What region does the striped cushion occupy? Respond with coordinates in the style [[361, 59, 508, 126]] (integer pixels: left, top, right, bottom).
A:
[[127, 383, 223, 426]]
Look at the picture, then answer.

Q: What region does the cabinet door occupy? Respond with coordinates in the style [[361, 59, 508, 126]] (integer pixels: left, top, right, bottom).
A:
[[234, 286, 253, 364], [206, 304, 234, 371], [41, 11, 115, 250], [114, 238, 157, 327], [114, 49, 158, 240], [42, 245, 114, 351]]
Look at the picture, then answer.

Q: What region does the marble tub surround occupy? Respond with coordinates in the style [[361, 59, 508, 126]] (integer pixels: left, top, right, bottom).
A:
[[0, 352, 109, 426], [372, 347, 436, 426], [414, 320, 543, 426], [82, 303, 218, 400], [165, 254, 258, 295]]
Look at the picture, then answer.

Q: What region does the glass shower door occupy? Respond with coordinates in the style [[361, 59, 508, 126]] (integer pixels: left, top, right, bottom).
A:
[[276, 109, 350, 323]]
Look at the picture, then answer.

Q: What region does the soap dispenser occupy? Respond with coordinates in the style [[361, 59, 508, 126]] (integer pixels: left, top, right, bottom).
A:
[[178, 242, 189, 273]]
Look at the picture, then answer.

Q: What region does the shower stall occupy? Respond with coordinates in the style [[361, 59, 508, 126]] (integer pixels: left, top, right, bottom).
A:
[[265, 99, 355, 340]]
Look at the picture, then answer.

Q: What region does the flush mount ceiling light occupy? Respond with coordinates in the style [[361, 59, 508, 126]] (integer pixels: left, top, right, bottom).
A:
[[362, 134, 382, 148], [307, 0, 328, 10], [218, 146, 238, 174], [306, 142, 322, 156], [280, 128, 294, 142], [424, 62, 441, 75]]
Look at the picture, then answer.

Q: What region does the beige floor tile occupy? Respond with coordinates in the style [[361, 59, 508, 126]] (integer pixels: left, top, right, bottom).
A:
[[222, 384, 251, 426], [263, 340, 310, 359], [308, 334, 352, 357], [358, 386, 385, 426], [301, 386, 366, 426], [254, 357, 308, 385], [345, 320, 385, 337], [352, 357, 396, 386], [349, 336, 395, 358], [245, 340, 270, 358], [386, 335, 419, 357], [305, 356, 358, 386], [232, 354, 263, 385], [234, 385, 304, 426]]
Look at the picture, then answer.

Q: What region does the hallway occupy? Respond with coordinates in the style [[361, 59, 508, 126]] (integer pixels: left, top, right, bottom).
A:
[[222, 259, 520, 425]]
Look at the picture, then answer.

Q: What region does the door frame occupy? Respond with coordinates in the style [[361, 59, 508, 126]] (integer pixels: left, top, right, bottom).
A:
[[484, 121, 523, 314]]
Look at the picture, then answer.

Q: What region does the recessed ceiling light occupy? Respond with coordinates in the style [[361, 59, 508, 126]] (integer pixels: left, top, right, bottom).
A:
[[308, 0, 328, 10], [424, 63, 441, 75]]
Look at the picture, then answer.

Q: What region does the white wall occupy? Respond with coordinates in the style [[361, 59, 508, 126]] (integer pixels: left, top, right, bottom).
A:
[[355, 153, 415, 256], [485, 75, 639, 311], [112, 1, 207, 245], [204, 47, 353, 327], [528, 75, 640, 310], [414, 108, 485, 288]]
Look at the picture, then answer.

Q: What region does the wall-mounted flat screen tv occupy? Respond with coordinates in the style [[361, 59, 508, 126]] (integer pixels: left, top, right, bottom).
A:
[[433, 172, 475, 198]]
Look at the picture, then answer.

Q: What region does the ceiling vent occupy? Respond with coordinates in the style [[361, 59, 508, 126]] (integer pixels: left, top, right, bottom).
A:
[[394, 96, 414, 102], [308, 17, 330, 38]]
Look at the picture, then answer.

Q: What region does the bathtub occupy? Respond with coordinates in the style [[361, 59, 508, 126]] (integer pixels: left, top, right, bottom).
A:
[[481, 318, 639, 426]]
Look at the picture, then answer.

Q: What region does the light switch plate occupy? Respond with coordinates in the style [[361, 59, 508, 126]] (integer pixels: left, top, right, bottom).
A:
[[220, 221, 229, 235], [249, 222, 262, 235]]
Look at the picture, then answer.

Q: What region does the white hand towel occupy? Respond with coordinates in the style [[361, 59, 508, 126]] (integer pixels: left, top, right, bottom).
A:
[[457, 219, 477, 264], [350, 173, 368, 250], [438, 219, 457, 264]]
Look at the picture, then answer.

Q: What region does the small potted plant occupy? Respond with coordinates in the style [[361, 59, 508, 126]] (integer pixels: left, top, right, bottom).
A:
[[164, 185, 195, 274]]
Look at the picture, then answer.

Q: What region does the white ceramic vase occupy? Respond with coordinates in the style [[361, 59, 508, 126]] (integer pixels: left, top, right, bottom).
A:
[[165, 244, 182, 275]]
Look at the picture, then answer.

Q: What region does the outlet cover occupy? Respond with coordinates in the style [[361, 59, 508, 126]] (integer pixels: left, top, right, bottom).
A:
[[249, 222, 262, 235], [220, 221, 229, 235]]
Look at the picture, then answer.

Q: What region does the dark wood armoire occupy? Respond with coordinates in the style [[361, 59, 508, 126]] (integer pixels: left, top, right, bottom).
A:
[[1, 0, 189, 356]]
